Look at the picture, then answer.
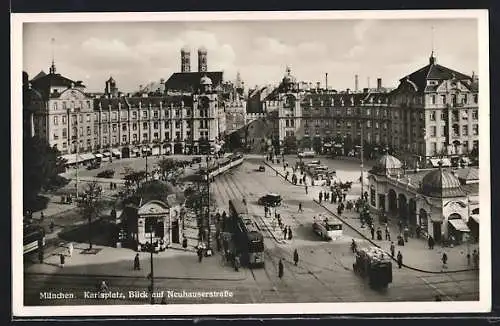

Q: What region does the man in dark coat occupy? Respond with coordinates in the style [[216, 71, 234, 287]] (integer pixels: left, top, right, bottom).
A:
[[134, 253, 141, 270], [59, 253, 65, 268], [293, 249, 299, 266], [370, 225, 375, 240], [278, 259, 284, 279], [390, 242, 395, 257], [287, 226, 293, 240], [397, 251, 403, 269], [428, 235, 435, 249]]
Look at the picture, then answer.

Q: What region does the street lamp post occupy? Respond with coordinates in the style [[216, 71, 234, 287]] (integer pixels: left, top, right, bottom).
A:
[[149, 225, 154, 304], [360, 126, 365, 203]]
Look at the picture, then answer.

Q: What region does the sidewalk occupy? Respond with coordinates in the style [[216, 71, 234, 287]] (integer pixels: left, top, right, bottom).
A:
[[26, 240, 248, 281], [264, 160, 478, 273]]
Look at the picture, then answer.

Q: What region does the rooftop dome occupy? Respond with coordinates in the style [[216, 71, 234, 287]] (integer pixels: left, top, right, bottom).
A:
[[282, 66, 297, 85], [421, 166, 465, 198], [198, 46, 207, 53], [200, 75, 213, 85], [371, 153, 402, 176]]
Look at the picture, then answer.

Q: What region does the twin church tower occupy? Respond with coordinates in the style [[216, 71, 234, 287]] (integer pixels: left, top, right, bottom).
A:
[[181, 46, 208, 73]]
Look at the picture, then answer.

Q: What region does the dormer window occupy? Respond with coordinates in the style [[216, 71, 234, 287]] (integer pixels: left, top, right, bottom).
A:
[[427, 80, 438, 86]]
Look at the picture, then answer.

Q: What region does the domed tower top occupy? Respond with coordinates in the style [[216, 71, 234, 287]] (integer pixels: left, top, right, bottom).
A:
[[181, 46, 191, 72], [199, 74, 213, 93], [198, 46, 208, 72], [421, 162, 465, 198], [371, 151, 402, 177], [198, 46, 207, 54], [181, 45, 190, 53]]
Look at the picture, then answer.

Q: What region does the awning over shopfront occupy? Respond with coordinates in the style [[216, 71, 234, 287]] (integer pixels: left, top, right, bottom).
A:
[[132, 148, 140, 153], [323, 143, 332, 147], [112, 149, 121, 156], [60, 153, 95, 165], [448, 218, 470, 232], [94, 153, 103, 158], [103, 152, 112, 157], [470, 214, 479, 224], [429, 158, 451, 167], [333, 144, 343, 148]]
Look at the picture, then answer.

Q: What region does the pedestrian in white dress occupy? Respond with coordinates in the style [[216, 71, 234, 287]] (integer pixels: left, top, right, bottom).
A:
[[68, 243, 73, 257]]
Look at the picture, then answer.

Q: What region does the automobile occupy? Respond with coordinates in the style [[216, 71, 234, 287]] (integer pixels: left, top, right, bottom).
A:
[[313, 216, 343, 240], [258, 193, 282, 207], [298, 150, 316, 158], [191, 156, 202, 164], [96, 169, 115, 178], [87, 161, 101, 170], [258, 165, 266, 172]]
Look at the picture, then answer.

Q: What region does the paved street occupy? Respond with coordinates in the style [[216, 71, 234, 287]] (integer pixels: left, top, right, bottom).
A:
[[24, 155, 479, 305]]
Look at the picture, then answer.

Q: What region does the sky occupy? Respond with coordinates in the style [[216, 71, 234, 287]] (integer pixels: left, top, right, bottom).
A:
[[23, 18, 479, 93]]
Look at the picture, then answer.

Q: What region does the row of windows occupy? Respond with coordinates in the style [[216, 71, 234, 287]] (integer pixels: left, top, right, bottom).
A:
[[52, 101, 92, 110], [51, 119, 212, 140], [429, 93, 478, 105], [56, 130, 212, 148], [302, 107, 389, 117], [426, 124, 479, 138], [429, 140, 479, 155], [51, 109, 209, 125], [303, 120, 388, 129], [429, 109, 478, 121]]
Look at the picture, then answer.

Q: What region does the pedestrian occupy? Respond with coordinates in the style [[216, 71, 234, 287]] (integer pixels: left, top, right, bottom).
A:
[[40, 211, 45, 221], [68, 243, 73, 257], [59, 253, 65, 268], [134, 253, 141, 270], [385, 225, 390, 240], [390, 242, 395, 257], [305, 185, 308, 195], [403, 226, 409, 242], [49, 220, 55, 233], [397, 251, 403, 269], [466, 252, 471, 266], [442, 252, 448, 269], [370, 225, 375, 240], [288, 226, 293, 240], [343, 193, 347, 201], [376, 227, 383, 241], [278, 259, 284, 279], [387, 232, 391, 242], [293, 249, 299, 266], [330, 193, 334, 204], [428, 235, 435, 249], [473, 250, 479, 269], [283, 226, 288, 240], [319, 191, 323, 203], [298, 202, 303, 213], [398, 220, 403, 234], [415, 224, 421, 239], [197, 247, 203, 263]]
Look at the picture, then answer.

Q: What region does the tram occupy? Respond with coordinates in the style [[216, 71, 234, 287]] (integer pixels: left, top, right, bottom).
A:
[[228, 199, 265, 267], [206, 153, 244, 180], [24, 222, 46, 255]]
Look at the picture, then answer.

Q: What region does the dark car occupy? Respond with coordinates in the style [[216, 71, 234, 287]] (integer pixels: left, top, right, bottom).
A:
[[258, 165, 266, 172], [96, 169, 115, 178], [192, 156, 202, 164], [258, 193, 282, 207]]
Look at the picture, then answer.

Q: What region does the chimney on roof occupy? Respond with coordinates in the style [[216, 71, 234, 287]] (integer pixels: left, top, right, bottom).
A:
[[355, 74, 359, 92], [316, 81, 320, 90], [346, 88, 350, 94], [325, 73, 328, 90], [363, 88, 369, 93], [377, 78, 382, 90]]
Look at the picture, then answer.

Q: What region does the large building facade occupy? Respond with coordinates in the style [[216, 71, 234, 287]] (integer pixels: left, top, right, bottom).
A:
[[26, 48, 245, 158], [258, 54, 479, 164]]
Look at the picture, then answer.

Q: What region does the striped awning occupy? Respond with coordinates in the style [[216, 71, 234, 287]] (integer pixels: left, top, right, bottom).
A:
[[112, 149, 121, 156], [448, 218, 470, 232], [470, 214, 479, 224], [429, 158, 451, 167], [103, 152, 112, 157], [94, 153, 103, 158]]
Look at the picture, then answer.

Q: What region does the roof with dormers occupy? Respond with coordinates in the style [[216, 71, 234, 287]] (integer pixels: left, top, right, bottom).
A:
[[30, 71, 86, 101], [421, 168, 466, 198], [397, 55, 473, 93], [165, 72, 223, 93], [301, 91, 391, 106], [93, 95, 194, 110]]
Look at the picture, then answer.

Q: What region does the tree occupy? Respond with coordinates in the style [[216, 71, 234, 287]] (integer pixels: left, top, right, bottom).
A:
[[158, 158, 178, 176], [136, 180, 175, 202], [79, 181, 104, 250], [23, 136, 67, 211], [284, 135, 297, 154]]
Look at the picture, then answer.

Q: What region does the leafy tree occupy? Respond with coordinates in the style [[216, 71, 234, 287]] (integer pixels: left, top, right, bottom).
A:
[[23, 136, 67, 211], [124, 170, 147, 187], [284, 135, 297, 154], [158, 158, 178, 175], [136, 180, 175, 202], [79, 181, 104, 250]]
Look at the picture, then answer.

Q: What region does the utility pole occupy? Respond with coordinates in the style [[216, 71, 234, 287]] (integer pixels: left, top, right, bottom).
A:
[[149, 227, 154, 304], [75, 110, 80, 200], [360, 125, 364, 203]]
